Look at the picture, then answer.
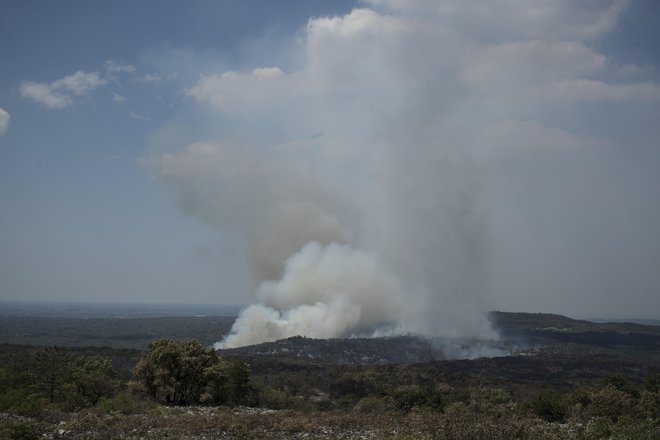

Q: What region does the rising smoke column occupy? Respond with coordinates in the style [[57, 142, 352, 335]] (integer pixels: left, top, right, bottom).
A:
[[156, 139, 413, 348], [220, 241, 404, 348], [153, 0, 653, 347], [154, 6, 508, 348]]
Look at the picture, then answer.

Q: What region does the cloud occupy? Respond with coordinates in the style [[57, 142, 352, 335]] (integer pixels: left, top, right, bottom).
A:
[[140, 73, 163, 84], [128, 111, 151, 121], [111, 92, 126, 103], [362, 0, 629, 40], [20, 82, 71, 108], [538, 79, 660, 102], [104, 60, 136, 74], [461, 40, 607, 87], [460, 40, 660, 103], [187, 67, 288, 112], [20, 71, 107, 108], [0, 107, 9, 135], [137, 72, 178, 84]]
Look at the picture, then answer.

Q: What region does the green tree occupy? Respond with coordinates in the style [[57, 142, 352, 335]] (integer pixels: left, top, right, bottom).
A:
[[227, 359, 252, 405], [71, 356, 117, 406], [32, 346, 73, 403], [201, 362, 229, 404], [133, 339, 248, 406]]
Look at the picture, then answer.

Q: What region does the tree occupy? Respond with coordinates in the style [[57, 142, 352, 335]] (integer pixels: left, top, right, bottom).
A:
[[201, 362, 229, 404], [32, 347, 73, 403], [133, 339, 249, 406], [71, 356, 117, 406], [227, 359, 252, 405], [26, 347, 118, 411]]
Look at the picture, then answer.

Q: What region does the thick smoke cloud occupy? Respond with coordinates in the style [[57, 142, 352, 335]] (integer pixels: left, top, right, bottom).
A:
[[154, 0, 660, 347], [222, 241, 404, 348]]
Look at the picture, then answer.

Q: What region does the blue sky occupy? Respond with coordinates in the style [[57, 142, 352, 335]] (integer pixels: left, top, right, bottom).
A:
[[0, 0, 355, 305], [1, 1, 660, 322]]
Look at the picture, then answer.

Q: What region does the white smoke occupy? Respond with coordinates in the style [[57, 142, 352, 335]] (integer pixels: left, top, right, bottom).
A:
[[151, 0, 657, 347], [218, 241, 404, 348]]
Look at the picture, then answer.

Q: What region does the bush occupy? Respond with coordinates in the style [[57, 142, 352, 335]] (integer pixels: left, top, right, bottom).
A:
[[639, 389, 660, 419], [610, 417, 660, 440], [589, 386, 635, 421], [0, 388, 52, 417], [354, 396, 394, 413], [133, 339, 218, 405], [570, 387, 592, 407], [468, 386, 511, 412], [582, 416, 613, 440], [643, 374, 660, 393], [603, 374, 639, 398], [528, 390, 569, 422], [133, 339, 253, 406], [0, 422, 39, 440], [391, 385, 443, 411], [97, 392, 156, 415]]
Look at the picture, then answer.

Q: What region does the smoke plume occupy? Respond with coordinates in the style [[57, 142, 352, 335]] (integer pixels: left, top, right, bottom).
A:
[[222, 241, 404, 348], [152, 0, 660, 347]]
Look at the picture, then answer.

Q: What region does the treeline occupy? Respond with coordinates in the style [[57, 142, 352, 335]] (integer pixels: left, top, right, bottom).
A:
[[0, 339, 253, 415], [0, 346, 117, 413]]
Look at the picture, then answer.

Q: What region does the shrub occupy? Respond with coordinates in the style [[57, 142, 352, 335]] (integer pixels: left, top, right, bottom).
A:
[[98, 392, 156, 415], [0, 388, 52, 417], [570, 386, 592, 407], [133, 339, 218, 405], [528, 390, 569, 422], [132, 339, 253, 406], [643, 374, 660, 393], [0, 422, 39, 440], [589, 385, 635, 421], [603, 374, 639, 398], [354, 395, 394, 413], [392, 385, 433, 411], [610, 417, 660, 440], [583, 416, 613, 440], [639, 389, 660, 419]]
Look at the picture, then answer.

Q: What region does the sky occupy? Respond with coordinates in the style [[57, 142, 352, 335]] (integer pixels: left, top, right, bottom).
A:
[[1, 0, 660, 321]]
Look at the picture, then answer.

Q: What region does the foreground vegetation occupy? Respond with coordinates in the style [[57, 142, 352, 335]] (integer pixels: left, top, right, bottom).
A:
[[1, 340, 659, 439], [2, 401, 659, 440], [1, 312, 660, 439]]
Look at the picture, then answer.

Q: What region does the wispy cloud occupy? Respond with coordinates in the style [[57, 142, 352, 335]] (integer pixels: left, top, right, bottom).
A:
[[104, 60, 136, 74], [129, 110, 151, 121], [20, 71, 107, 108], [138, 72, 178, 84], [0, 107, 9, 135], [111, 91, 126, 103]]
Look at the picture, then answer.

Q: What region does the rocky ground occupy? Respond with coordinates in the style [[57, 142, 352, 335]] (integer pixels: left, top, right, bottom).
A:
[[3, 405, 658, 440]]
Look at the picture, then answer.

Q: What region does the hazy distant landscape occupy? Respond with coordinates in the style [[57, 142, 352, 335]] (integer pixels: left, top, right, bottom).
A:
[[0, 302, 245, 319]]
